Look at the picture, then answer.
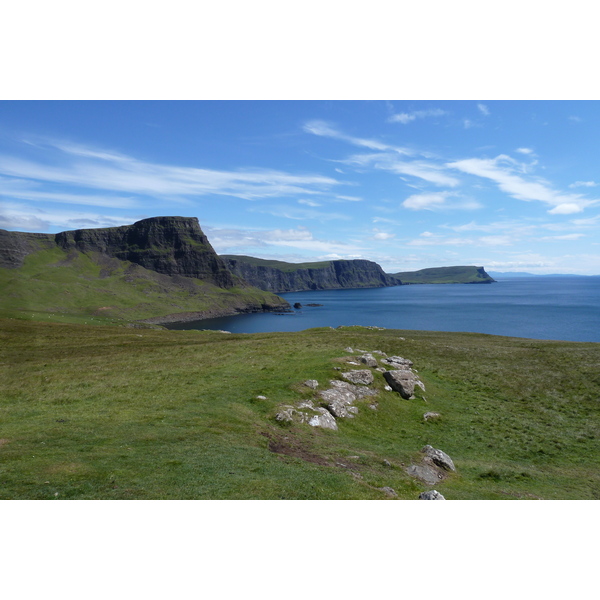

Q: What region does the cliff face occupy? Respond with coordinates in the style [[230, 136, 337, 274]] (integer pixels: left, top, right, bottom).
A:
[[54, 216, 236, 288], [0, 218, 290, 323], [222, 255, 402, 292]]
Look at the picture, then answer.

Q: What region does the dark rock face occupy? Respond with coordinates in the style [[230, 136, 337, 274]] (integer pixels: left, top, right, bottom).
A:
[[222, 256, 402, 292], [0, 230, 55, 269], [54, 217, 236, 288]]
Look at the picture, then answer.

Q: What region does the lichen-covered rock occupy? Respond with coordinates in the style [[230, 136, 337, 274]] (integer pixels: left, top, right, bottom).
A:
[[421, 445, 456, 472], [319, 387, 357, 418], [407, 464, 441, 486], [423, 411, 441, 421], [308, 408, 338, 430], [383, 369, 417, 399], [304, 380, 319, 389], [329, 380, 378, 399], [419, 490, 445, 500], [381, 356, 413, 369], [342, 370, 374, 385], [359, 354, 378, 367], [379, 486, 398, 497]]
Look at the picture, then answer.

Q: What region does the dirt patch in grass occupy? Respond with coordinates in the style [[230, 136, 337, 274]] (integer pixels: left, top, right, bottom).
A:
[[261, 431, 331, 466], [0, 438, 9, 448]]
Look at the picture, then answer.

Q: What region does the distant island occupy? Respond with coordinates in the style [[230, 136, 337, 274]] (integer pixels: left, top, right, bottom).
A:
[[389, 266, 495, 284]]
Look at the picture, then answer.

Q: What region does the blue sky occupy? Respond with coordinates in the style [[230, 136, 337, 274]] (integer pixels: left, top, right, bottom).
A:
[[1, 100, 599, 274]]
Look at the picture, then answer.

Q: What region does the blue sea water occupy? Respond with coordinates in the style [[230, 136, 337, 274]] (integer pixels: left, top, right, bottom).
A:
[[165, 277, 600, 342]]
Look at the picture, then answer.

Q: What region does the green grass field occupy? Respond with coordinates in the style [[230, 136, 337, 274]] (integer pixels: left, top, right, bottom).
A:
[[1, 317, 598, 499]]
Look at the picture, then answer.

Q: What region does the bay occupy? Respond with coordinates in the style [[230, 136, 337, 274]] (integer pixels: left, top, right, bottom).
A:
[[164, 277, 600, 342]]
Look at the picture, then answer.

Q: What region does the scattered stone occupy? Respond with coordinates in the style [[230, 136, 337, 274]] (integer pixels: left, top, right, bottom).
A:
[[320, 387, 358, 419], [304, 379, 319, 389], [419, 490, 445, 500], [371, 350, 387, 356], [384, 385, 393, 391], [407, 464, 440, 486], [344, 347, 354, 353], [379, 486, 398, 497], [346, 361, 360, 366], [256, 395, 267, 400], [383, 459, 392, 467], [359, 354, 378, 367], [376, 367, 386, 373], [424, 411, 441, 421], [342, 370, 374, 385], [421, 445, 456, 472], [383, 369, 418, 399], [297, 400, 315, 410], [308, 408, 338, 430], [293, 302, 302, 309], [369, 403, 378, 410], [330, 380, 377, 399], [381, 356, 413, 369]]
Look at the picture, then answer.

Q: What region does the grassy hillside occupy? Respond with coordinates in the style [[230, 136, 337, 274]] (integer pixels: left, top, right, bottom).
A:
[[0, 247, 287, 326], [221, 255, 332, 272], [392, 266, 495, 284], [1, 318, 598, 499]]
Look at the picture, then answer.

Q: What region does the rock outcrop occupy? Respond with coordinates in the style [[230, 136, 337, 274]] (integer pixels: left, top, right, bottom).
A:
[[221, 255, 402, 292], [54, 216, 236, 288], [419, 490, 445, 500]]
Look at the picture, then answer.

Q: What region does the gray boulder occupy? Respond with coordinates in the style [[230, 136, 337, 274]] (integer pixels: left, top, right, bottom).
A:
[[319, 387, 358, 419], [308, 408, 338, 430], [359, 354, 378, 367], [329, 380, 378, 399], [342, 370, 374, 385], [419, 490, 446, 500], [421, 445, 456, 472], [379, 486, 398, 497], [381, 356, 413, 369], [304, 379, 319, 389], [407, 464, 441, 486], [383, 369, 417, 399]]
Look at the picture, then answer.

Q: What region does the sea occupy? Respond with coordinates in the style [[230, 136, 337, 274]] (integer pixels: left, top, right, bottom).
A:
[[164, 276, 600, 343]]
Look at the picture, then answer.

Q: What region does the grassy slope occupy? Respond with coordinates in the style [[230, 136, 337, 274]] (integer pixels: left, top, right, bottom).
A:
[[1, 318, 598, 499], [392, 266, 494, 284], [221, 255, 332, 272], [0, 247, 287, 325]]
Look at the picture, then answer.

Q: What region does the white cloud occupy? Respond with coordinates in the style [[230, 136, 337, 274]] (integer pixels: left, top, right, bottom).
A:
[[402, 191, 481, 211], [540, 233, 585, 240], [372, 229, 395, 240], [0, 139, 342, 202], [568, 116, 582, 122], [205, 225, 363, 254], [477, 103, 490, 116], [0, 201, 140, 232], [516, 147, 534, 155], [303, 120, 414, 155], [298, 199, 321, 207], [447, 154, 598, 213], [569, 180, 597, 188], [388, 108, 447, 124], [342, 153, 460, 187]]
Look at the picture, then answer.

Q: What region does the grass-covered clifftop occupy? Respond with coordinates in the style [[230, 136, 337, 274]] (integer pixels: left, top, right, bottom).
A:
[[391, 266, 495, 284], [222, 255, 401, 292], [0, 219, 289, 324], [2, 318, 598, 499]]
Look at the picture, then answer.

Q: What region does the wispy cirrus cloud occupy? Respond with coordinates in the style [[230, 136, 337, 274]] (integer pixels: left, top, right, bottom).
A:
[[477, 103, 490, 116], [447, 154, 598, 214], [204, 225, 363, 254], [402, 191, 481, 211], [0, 201, 141, 232], [303, 120, 415, 155], [388, 108, 447, 125], [0, 137, 342, 203], [341, 153, 460, 187]]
